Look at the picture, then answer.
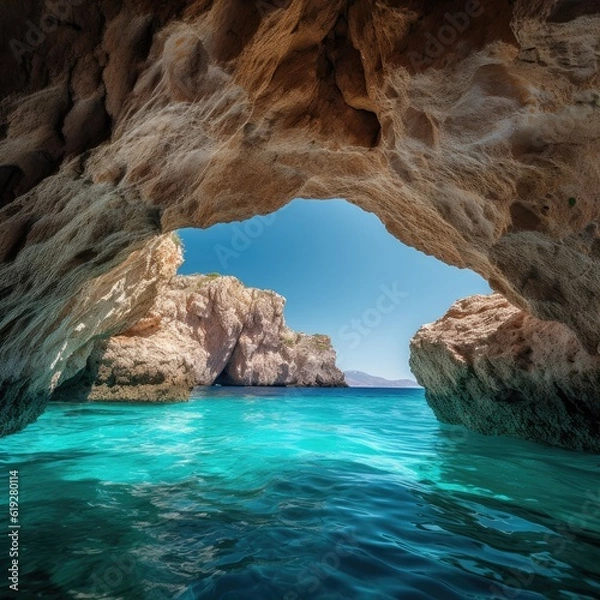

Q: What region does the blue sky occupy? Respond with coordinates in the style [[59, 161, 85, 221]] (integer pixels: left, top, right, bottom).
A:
[[178, 199, 490, 380]]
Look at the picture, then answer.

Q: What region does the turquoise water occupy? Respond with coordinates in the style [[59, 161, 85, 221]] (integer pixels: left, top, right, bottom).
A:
[[2, 387, 600, 599]]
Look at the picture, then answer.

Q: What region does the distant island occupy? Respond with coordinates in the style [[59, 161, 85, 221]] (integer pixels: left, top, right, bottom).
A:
[[344, 371, 422, 388]]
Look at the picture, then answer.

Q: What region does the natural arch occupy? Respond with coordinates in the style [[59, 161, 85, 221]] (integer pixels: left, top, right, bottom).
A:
[[0, 0, 599, 434], [176, 198, 491, 380]]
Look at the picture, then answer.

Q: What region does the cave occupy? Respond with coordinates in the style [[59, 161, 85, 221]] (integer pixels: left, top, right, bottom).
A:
[[2, 1, 600, 596], [1, 0, 600, 439]]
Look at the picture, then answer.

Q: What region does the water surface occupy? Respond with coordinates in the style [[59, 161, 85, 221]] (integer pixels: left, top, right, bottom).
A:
[[2, 388, 599, 599]]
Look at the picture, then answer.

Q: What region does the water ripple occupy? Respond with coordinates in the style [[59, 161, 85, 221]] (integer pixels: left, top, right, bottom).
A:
[[1, 388, 599, 599]]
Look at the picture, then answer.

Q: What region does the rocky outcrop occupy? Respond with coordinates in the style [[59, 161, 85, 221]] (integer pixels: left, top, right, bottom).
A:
[[52, 273, 345, 402], [1, 1, 600, 433], [410, 294, 600, 452]]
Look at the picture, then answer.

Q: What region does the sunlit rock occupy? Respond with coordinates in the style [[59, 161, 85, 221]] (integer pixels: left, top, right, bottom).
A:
[[1, 0, 600, 433], [52, 272, 345, 402], [410, 294, 600, 452]]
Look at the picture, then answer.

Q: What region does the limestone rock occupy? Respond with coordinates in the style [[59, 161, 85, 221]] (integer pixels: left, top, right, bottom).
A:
[[218, 330, 345, 387], [410, 294, 600, 452], [52, 274, 345, 402], [1, 1, 600, 433]]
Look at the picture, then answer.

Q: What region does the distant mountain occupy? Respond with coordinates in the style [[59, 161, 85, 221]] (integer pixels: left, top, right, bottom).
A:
[[344, 370, 422, 388]]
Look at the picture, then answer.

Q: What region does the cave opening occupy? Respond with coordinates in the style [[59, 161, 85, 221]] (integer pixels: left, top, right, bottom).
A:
[[177, 198, 491, 383]]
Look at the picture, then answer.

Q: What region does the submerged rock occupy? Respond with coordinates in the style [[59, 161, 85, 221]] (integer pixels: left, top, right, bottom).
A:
[[52, 274, 346, 402], [410, 294, 600, 452]]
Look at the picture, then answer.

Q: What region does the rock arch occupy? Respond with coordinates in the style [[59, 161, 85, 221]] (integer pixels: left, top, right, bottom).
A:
[[0, 0, 599, 434]]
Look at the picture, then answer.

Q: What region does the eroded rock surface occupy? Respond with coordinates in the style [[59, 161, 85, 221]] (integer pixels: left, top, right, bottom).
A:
[[1, 1, 600, 433], [410, 294, 600, 451], [52, 273, 345, 402]]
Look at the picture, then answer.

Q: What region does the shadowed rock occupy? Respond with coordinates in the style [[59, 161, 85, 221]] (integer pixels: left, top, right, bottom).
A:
[[1, 1, 600, 434], [52, 273, 345, 402], [410, 295, 600, 452]]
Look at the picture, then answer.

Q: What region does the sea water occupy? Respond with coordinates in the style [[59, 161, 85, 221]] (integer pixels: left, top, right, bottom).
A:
[[1, 387, 599, 599]]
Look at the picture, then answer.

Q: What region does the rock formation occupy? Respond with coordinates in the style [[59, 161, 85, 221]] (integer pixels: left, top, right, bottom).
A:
[[52, 269, 345, 402], [410, 294, 600, 452], [1, 1, 600, 435]]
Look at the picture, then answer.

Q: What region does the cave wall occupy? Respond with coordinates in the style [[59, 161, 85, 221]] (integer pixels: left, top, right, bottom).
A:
[[0, 0, 599, 434]]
